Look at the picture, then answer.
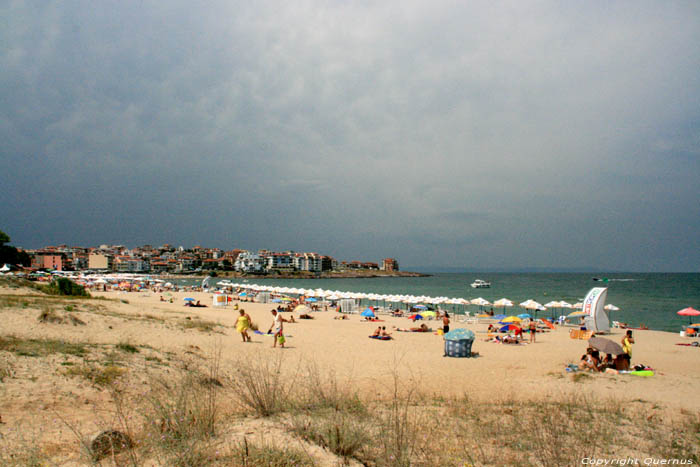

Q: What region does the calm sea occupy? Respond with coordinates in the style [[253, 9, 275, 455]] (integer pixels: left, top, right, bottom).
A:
[[176, 273, 699, 333]]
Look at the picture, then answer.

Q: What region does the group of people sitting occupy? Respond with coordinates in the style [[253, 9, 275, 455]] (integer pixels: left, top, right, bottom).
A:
[[370, 326, 392, 339], [580, 348, 630, 371]]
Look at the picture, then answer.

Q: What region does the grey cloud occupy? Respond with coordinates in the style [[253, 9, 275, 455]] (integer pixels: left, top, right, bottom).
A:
[[1, 1, 698, 270]]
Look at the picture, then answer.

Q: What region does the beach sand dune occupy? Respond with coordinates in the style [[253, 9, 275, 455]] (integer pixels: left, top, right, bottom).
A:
[[1, 285, 699, 464]]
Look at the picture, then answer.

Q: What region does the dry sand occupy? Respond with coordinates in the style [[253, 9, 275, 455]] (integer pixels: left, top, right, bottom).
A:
[[1, 285, 699, 463]]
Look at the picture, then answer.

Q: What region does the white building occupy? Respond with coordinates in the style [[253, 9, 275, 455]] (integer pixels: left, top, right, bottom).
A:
[[234, 251, 265, 273]]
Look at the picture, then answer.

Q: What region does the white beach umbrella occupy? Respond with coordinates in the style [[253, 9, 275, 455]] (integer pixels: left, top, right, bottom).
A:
[[471, 297, 491, 306], [573, 302, 583, 309]]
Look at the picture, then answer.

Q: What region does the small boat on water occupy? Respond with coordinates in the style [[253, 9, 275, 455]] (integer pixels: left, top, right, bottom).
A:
[[470, 279, 491, 289]]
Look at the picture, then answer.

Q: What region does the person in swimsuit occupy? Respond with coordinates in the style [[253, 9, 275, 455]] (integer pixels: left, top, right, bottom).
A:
[[529, 320, 537, 342], [235, 309, 251, 342], [442, 312, 450, 334]]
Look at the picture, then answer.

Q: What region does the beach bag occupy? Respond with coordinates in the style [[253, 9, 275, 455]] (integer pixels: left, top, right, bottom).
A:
[[278, 335, 286, 345]]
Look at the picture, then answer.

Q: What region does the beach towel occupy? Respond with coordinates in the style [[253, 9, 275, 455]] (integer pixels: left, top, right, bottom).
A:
[[369, 335, 392, 340]]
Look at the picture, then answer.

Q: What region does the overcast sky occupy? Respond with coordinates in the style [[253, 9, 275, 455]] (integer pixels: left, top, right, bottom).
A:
[[1, 1, 699, 271]]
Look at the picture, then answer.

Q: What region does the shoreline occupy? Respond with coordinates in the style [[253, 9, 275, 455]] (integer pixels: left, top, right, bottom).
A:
[[158, 270, 431, 279]]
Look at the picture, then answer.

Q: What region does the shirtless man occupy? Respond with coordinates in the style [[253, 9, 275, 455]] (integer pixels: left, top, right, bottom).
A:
[[268, 309, 288, 348]]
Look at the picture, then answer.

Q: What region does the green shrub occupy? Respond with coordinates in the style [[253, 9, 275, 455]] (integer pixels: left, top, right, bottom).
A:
[[47, 277, 89, 297]]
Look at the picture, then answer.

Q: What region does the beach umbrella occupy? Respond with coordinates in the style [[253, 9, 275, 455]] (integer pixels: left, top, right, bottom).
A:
[[294, 305, 312, 314], [471, 297, 491, 306], [493, 298, 513, 315], [183, 297, 195, 302], [501, 316, 522, 324], [588, 337, 624, 355], [408, 314, 423, 320], [361, 308, 376, 318], [677, 307, 700, 324], [567, 311, 587, 318], [305, 297, 317, 303], [493, 314, 507, 320], [239, 292, 247, 296], [541, 319, 555, 330], [517, 313, 531, 320], [422, 311, 437, 318], [499, 324, 521, 332], [573, 302, 583, 309]]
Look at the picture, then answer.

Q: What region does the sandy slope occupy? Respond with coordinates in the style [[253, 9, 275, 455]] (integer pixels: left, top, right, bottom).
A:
[[1, 286, 699, 464]]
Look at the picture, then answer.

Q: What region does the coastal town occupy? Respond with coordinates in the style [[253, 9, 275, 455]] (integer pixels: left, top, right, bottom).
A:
[[14, 242, 413, 277]]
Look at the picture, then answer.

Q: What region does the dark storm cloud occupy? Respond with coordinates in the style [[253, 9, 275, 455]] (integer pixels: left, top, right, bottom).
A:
[[1, 1, 699, 271]]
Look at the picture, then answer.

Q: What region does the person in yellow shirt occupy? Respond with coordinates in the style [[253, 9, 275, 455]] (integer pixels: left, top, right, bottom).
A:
[[621, 330, 634, 368]]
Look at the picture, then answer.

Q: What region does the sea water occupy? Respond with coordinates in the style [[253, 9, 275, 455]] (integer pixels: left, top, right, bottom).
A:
[[176, 273, 699, 332]]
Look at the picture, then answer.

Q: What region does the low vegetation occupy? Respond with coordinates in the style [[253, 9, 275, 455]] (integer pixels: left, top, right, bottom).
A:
[[0, 335, 87, 357]]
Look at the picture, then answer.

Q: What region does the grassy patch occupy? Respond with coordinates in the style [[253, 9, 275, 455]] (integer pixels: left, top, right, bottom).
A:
[[182, 318, 221, 333], [227, 438, 316, 466], [0, 335, 87, 357], [290, 411, 373, 462], [572, 372, 592, 383], [116, 342, 140, 354], [230, 353, 295, 417], [0, 357, 13, 382], [64, 364, 126, 387]]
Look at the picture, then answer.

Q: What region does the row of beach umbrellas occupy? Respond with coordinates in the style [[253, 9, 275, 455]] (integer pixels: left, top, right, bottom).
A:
[[222, 282, 626, 317]]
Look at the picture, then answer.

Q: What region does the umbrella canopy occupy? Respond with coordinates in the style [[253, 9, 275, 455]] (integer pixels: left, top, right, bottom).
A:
[[471, 297, 491, 306], [183, 297, 195, 302], [305, 297, 318, 302], [493, 314, 507, 320], [408, 314, 423, 320], [567, 311, 587, 318], [422, 310, 437, 317], [520, 299, 544, 310], [677, 307, 700, 316], [444, 328, 475, 341], [541, 319, 555, 330], [361, 308, 376, 317], [588, 337, 624, 355], [271, 298, 282, 303], [517, 313, 532, 319], [499, 324, 521, 332], [678, 307, 700, 324], [501, 316, 522, 323], [294, 305, 312, 314], [493, 298, 513, 308]]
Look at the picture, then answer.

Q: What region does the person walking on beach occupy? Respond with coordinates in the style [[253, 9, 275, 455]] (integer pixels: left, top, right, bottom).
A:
[[235, 309, 251, 342], [268, 309, 287, 348]]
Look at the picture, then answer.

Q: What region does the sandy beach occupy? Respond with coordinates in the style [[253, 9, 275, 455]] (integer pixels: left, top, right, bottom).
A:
[[1, 284, 699, 465]]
